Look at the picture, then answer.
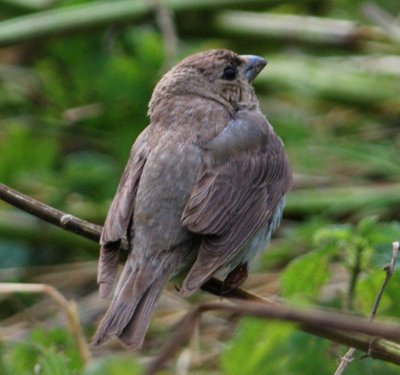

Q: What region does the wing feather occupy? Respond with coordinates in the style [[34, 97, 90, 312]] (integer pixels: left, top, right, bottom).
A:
[[98, 129, 150, 297], [181, 110, 292, 294]]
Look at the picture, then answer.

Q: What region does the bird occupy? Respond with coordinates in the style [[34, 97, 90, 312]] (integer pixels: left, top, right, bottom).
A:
[[92, 49, 292, 350]]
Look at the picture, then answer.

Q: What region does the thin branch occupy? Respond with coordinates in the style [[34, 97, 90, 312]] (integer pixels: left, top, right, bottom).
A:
[[334, 241, 400, 375], [0, 183, 102, 243], [370, 241, 399, 322], [0, 282, 91, 365], [2, 182, 400, 369]]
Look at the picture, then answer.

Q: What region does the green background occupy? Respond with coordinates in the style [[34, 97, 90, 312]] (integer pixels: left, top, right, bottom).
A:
[[0, 0, 399, 373]]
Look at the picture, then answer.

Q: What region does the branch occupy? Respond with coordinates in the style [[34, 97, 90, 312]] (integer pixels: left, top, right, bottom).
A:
[[0, 183, 103, 243], [2, 182, 400, 368]]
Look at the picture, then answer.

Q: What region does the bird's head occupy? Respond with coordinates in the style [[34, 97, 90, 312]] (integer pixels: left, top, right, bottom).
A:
[[149, 49, 267, 116]]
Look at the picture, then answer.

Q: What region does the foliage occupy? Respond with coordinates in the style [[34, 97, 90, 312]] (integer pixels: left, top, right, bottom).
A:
[[2, 328, 82, 375], [0, 0, 399, 374], [221, 319, 400, 375], [280, 217, 400, 313]]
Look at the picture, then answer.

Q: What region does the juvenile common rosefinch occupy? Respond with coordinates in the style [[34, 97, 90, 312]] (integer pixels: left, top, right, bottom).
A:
[[93, 49, 292, 349]]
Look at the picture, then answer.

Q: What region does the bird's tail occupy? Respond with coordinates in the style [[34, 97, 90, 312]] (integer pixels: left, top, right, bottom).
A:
[[92, 256, 172, 350]]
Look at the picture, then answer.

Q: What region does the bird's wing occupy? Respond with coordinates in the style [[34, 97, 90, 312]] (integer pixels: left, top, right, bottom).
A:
[[180, 109, 292, 294], [98, 129, 150, 297]]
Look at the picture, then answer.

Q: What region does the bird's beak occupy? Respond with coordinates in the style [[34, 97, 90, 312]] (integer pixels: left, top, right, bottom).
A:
[[241, 55, 267, 82]]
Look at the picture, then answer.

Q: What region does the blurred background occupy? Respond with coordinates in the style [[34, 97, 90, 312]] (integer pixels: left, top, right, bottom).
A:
[[0, 0, 400, 374]]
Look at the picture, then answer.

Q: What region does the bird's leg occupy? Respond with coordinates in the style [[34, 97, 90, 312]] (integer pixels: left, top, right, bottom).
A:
[[221, 263, 248, 294]]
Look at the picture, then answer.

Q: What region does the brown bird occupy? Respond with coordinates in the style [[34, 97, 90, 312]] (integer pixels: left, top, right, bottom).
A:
[[92, 49, 292, 349]]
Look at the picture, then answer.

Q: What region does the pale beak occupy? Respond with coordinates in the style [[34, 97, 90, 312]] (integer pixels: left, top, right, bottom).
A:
[[241, 55, 267, 82]]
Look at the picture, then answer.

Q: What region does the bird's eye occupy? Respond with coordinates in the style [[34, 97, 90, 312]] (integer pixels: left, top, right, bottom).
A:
[[221, 66, 237, 80]]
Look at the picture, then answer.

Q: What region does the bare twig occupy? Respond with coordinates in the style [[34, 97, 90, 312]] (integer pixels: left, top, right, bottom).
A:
[[334, 241, 400, 375], [334, 347, 357, 375], [0, 183, 102, 243], [2, 183, 400, 369], [369, 241, 399, 322], [0, 282, 91, 365]]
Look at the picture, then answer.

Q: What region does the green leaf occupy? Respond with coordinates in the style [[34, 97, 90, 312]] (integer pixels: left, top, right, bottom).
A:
[[280, 250, 331, 301], [221, 319, 295, 375], [38, 349, 72, 375], [5, 328, 82, 374]]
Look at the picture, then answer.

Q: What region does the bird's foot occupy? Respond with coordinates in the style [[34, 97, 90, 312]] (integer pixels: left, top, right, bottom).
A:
[[221, 263, 248, 294]]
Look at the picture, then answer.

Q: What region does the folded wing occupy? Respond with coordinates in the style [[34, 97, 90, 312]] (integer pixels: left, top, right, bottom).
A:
[[98, 130, 150, 298], [180, 109, 292, 295]]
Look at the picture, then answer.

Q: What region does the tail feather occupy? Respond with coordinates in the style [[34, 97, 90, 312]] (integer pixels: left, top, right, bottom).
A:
[[179, 251, 219, 297], [97, 243, 121, 298], [118, 275, 167, 349], [93, 256, 172, 349]]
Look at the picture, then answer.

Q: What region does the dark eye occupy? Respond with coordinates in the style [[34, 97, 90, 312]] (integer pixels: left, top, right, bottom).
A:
[[221, 65, 237, 80]]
